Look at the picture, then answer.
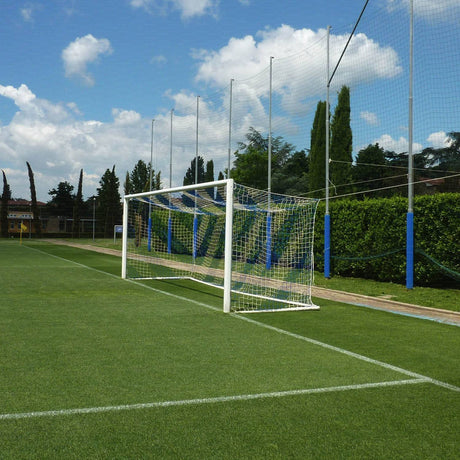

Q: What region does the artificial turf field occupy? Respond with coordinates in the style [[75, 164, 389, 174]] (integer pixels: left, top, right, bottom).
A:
[[0, 239, 458, 459]]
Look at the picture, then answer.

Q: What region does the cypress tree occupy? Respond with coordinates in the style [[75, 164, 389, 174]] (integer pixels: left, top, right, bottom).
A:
[[330, 86, 353, 193], [1, 170, 11, 238], [308, 100, 327, 198], [26, 162, 42, 237], [72, 169, 83, 238]]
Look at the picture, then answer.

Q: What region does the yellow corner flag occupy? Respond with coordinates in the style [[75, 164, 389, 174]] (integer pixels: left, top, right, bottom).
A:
[[21, 223, 27, 232]]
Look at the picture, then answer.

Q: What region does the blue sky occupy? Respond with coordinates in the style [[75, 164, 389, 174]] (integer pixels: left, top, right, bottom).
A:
[[1, 0, 459, 201]]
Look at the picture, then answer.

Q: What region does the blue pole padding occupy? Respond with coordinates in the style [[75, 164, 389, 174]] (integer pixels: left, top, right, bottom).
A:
[[406, 211, 414, 289], [266, 214, 272, 270], [167, 217, 172, 254], [324, 214, 331, 278], [147, 217, 152, 252], [193, 216, 198, 259]]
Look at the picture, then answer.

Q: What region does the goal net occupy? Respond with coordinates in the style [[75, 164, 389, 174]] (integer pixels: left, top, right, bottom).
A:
[[122, 179, 319, 313]]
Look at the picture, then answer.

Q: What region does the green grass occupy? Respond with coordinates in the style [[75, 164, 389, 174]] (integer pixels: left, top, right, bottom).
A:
[[1, 239, 458, 458], [65, 237, 460, 312]]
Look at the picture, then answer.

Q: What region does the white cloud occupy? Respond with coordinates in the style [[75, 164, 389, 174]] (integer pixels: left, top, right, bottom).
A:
[[373, 134, 423, 153], [360, 111, 379, 126], [0, 84, 148, 200], [427, 131, 452, 149], [193, 25, 402, 117], [386, 0, 460, 20], [129, 0, 218, 19], [62, 34, 113, 86], [150, 54, 167, 65]]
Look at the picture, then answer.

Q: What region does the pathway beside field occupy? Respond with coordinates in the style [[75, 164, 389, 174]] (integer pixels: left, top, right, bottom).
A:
[[43, 239, 460, 326]]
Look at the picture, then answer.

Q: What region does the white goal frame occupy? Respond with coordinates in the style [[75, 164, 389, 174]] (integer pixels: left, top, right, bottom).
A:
[[122, 179, 319, 313]]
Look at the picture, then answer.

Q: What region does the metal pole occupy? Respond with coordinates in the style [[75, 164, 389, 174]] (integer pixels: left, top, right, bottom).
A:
[[168, 108, 174, 254], [92, 197, 95, 241], [266, 56, 274, 270], [193, 96, 200, 260], [149, 119, 154, 191], [228, 78, 234, 178], [406, 0, 414, 289], [195, 96, 200, 186], [268, 57, 273, 200], [325, 25, 331, 279], [147, 119, 154, 252]]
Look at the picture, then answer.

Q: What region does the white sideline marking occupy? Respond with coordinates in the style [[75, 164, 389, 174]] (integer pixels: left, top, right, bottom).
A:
[[0, 379, 426, 421], [23, 244, 460, 396]]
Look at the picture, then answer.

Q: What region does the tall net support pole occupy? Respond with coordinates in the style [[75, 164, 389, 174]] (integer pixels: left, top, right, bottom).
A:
[[193, 96, 200, 261], [223, 179, 234, 313], [148, 118, 154, 252], [406, 0, 414, 289], [324, 26, 331, 279], [121, 196, 129, 279], [266, 56, 274, 270], [168, 109, 173, 254], [228, 79, 233, 179]]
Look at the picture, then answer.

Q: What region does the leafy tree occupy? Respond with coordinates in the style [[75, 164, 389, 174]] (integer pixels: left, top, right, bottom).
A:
[[272, 150, 309, 195], [97, 165, 122, 237], [218, 171, 225, 181], [183, 156, 205, 185], [47, 181, 75, 216], [423, 131, 460, 171], [72, 170, 83, 238], [124, 171, 132, 196], [308, 101, 327, 197], [130, 160, 149, 193], [204, 159, 214, 183], [353, 144, 388, 196], [1, 170, 11, 238], [26, 161, 42, 237], [129, 160, 161, 193], [330, 86, 353, 193], [231, 127, 296, 192]]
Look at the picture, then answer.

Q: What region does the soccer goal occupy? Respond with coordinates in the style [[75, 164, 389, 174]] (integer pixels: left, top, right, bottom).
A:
[[122, 179, 319, 313]]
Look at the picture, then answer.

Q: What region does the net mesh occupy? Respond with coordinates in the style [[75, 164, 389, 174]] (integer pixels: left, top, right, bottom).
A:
[[124, 181, 319, 312]]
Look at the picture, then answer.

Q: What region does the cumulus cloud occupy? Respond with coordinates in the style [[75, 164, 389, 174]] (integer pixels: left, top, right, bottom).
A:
[[193, 25, 402, 117], [129, 0, 218, 19], [373, 134, 423, 154], [0, 84, 148, 200], [386, 0, 460, 20], [360, 111, 379, 126], [427, 131, 453, 149], [62, 34, 113, 86]]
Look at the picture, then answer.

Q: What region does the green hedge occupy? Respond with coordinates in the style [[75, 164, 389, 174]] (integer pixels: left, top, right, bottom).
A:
[[314, 193, 460, 286]]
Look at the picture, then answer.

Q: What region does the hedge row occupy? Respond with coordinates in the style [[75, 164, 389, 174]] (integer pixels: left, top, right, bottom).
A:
[[313, 193, 460, 286]]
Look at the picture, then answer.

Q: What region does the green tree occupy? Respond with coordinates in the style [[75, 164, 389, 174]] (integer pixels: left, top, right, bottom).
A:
[[330, 86, 353, 193], [130, 160, 149, 193], [47, 181, 75, 216], [205, 159, 214, 183], [183, 156, 205, 185], [72, 169, 83, 238], [353, 143, 387, 196], [273, 150, 309, 196], [1, 170, 11, 238], [26, 161, 42, 237], [97, 166, 122, 238], [124, 171, 132, 196], [218, 171, 225, 181], [308, 101, 327, 197], [231, 127, 296, 192]]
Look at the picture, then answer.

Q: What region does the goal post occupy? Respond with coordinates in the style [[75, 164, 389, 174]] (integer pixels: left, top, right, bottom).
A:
[[122, 179, 319, 313]]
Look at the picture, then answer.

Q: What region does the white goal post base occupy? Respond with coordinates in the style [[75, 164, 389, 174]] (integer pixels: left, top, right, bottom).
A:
[[122, 179, 319, 313]]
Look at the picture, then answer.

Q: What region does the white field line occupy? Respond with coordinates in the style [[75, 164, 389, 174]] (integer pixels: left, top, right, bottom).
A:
[[0, 379, 427, 421], [22, 244, 460, 396]]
